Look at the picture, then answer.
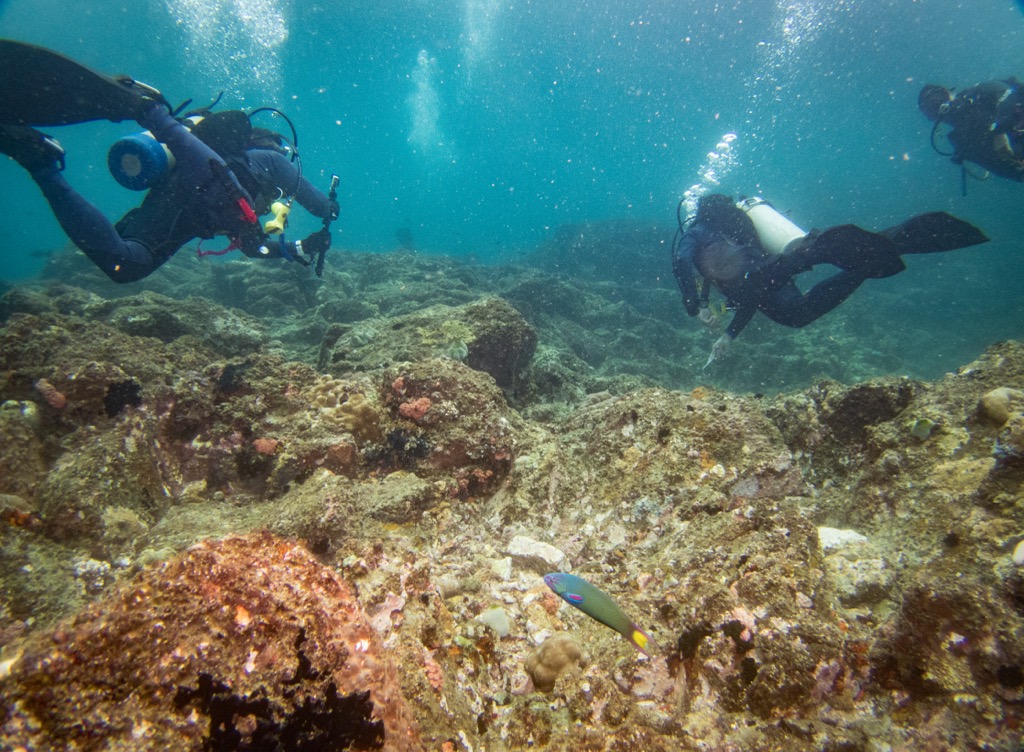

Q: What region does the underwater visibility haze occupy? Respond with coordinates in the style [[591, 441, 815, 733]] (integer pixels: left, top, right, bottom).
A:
[[1, 0, 1021, 387], [1, 1, 1024, 750]]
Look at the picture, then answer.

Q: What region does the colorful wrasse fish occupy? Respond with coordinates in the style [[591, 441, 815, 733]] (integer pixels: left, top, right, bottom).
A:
[[543, 572, 657, 656]]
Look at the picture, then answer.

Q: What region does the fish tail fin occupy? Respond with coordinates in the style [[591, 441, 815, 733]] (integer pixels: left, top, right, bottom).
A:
[[627, 624, 657, 656]]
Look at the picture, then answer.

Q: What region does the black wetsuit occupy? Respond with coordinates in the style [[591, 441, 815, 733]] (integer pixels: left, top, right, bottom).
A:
[[939, 79, 1024, 181], [673, 220, 867, 339], [672, 201, 989, 341], [26, 105, 334, 283]]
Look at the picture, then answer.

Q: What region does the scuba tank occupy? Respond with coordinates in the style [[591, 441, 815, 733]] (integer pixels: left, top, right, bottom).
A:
[[109, 105, 300, 192], [736, 197, 807, 255], [107, 130, 171, 190], [107, 116, 203, 190]]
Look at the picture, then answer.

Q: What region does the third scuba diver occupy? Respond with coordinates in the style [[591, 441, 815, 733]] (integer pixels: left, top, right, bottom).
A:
[[672, 194, 989, 367], [918, 78, 1024, 187], [0, 39, 339, 283]]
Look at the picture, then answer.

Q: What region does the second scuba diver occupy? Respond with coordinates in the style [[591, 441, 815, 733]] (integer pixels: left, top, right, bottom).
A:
[[918, 78, 1024, 186], [0, 40, 339, 283], [672, 194, 989, 367]]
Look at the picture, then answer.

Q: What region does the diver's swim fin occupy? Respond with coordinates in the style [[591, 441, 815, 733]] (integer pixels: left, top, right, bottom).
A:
[[0, 39, 158, 125], [798, 224, 906, 279], [882, 212, 989, 255]]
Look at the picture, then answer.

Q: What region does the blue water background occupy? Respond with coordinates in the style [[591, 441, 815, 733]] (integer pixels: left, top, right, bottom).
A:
[[1, 0, 1022, 373]]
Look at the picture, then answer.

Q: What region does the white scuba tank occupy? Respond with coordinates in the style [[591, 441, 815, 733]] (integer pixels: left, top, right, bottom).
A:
[[736, 197, 807, 255]]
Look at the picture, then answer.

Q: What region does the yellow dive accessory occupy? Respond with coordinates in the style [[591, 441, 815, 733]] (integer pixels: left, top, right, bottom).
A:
[[264, 199, 291, 234]]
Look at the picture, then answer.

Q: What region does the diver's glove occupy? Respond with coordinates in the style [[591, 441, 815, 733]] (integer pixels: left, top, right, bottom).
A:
[[326, 199, 340, 222], [697, 306, 719, 328], [300, 227, 332, 259], [248, 235, 296, 260], [703, 334, 732, 370]]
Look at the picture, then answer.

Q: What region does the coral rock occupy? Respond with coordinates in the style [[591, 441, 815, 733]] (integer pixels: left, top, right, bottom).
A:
[[0, 402, 47, 500], [525, 633, 586, 692], [0, 532, 420, 751], [979, 387, 1024, 425], [324, 297, 537, 392], [398, 396, 432, 421]]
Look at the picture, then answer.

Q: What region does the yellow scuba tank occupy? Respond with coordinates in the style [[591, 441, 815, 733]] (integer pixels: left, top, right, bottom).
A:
[[107, 116, 203, 190], [736, 196, 807, 255]]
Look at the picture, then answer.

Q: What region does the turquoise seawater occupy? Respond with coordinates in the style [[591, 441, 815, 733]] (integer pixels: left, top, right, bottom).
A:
[[1, 0, 1022, 374]]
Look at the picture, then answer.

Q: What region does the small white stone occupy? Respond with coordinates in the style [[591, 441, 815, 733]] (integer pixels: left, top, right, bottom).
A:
[[606, 523, 627, 548], [491, 556, 513, 581], [477, 607, 512, 638], [506, 535, 565, 573], [1013, 539, 1024, 566], [818, 526, 868, 551], [0, 647, 24, 680], [530, 627, 552, 645]]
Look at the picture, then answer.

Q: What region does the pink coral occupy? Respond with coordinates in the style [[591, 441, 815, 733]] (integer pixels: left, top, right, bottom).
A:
[[33, 378, 67, 409], [398, 396, 432, 421], [251, 437, 279, 455], [423, 650, 444, 693]]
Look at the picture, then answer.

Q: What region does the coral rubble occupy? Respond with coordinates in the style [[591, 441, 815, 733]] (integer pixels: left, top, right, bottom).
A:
[[1, 254, 1022, 751]]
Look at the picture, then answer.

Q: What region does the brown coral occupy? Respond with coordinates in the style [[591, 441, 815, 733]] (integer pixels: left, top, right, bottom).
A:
[[311, 377, 384, 443], [525, 633, 586, 692], [979, 386, 1024, 425], [338, 393, 385, 442], [0, 532, 420, 751]]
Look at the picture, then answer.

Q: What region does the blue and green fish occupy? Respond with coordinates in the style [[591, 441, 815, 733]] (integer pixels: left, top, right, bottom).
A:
[[543, 572, 657, 656]]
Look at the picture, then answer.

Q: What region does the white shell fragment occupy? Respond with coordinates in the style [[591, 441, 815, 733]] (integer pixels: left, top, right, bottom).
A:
[[817, 527, 869, 551], [1013, 539, 1024, 566], [477, 607, 512, 638]]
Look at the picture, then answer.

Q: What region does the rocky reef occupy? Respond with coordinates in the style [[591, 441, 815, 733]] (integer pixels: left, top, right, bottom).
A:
[[0, 246, 1022, 751], [0, 532, 419, 751]]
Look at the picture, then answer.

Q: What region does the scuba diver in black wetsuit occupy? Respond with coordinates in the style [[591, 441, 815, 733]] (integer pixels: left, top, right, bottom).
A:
[[0, 40, 340, 283], [918, 79, 1024, 187], [671, 194, 989, 367]]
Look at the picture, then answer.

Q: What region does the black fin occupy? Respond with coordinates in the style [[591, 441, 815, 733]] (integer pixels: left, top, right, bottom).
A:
[[798, 224, 906, 279], [0, 39, 153, 125], [882, 212, 989, 255]]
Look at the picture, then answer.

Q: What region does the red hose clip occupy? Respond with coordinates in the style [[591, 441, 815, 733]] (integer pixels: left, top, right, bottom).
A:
[[237, 197, 258, 224]]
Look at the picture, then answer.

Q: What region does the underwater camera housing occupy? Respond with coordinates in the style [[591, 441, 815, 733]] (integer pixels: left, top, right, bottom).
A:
[[737, 196, 807, 255]]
